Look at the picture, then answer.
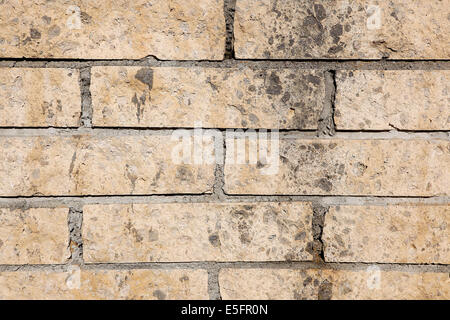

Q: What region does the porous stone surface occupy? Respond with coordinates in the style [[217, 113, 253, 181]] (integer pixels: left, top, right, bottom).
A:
[[234, 0, 450, 59], [91, 66, 325, 129], [0, 68, 81, 127], [0, 269, 208, 299], [83, 202, 314, 262], [224, 139, 450, 196], [0, 135, 214, 196], [0, 0, 225, 60], [323, 205, 450, 264], [335, 70, 450, 130], [0, 207, 70, 264], [219, 269, 450, 300]]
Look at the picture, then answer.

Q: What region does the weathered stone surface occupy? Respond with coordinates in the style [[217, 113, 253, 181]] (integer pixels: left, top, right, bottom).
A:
[[234, 0, 449, 59], [0, 68, 81, 127], [335, 71, 450, 130], [91, 67, 324, 129], [0, 0, 225, 60], [0, 134, 214, 196], [83, 202, 313, 263], [224, 139, 450, 196], [0, 207, 70, 264], [0, 268, 208, 299], [323, 205, 450, 264], [220, 269, 450, 300]]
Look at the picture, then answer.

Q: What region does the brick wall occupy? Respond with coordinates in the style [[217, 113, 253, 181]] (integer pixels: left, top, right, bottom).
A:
[[0, 0, 448, 300]]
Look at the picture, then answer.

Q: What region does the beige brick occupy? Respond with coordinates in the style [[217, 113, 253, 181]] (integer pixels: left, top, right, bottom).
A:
[[0, 268, 208, 299], [0, 0, 225, 60], [83, 202, 313, 263], [220, 269, 450, 300], [234, 0, 449, 59], [224, 139, 450, 196], [335, 71, 450, 130], [0, 134, 214, 196], [0, 68, 81, 127], [91, 67, 325, 129], [0, 207, 70, 264], [323, 205, 450, 264]]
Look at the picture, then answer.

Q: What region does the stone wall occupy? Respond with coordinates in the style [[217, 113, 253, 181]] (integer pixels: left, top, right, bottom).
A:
[[0, 0, 448, 300]]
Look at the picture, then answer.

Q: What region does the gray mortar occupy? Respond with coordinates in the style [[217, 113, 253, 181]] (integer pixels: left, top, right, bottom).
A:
[[1, 59, 449, 70], [224, 0, 237, 59], [207, 264, 222, 300], [79, 67, 92, 127], [317, 70, 336, 137], [68, 207, 84, 265]]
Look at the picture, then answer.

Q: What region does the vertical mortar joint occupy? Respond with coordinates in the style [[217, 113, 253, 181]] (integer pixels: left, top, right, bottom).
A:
[[207, 264, 222, 300], [311, 204, 329, 263], [79, 66, 93, 127], [212, 131, 226, 199], [317, 70, 336, 137], [224, 0, 237, 59], [68, 207, 84, 265]]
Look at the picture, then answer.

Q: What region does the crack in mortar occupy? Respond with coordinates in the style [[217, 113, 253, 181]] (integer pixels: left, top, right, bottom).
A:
[[311, 204, 328, 263], [68, 207, 84, 266]]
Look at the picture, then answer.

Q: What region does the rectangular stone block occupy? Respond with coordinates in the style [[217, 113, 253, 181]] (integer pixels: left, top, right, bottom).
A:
[[224, 139, 450, 196], [0, 134, 214, 196], [234, 0, 449, 59], [335, 71, 450, 130], [219, 269, 450, 300], [0, 207, 70, 264], [91, 66, 324, 129], [0, 268, 208, 299], [0, 68, 81, 127], [0, 0, 225, 60], [323, 205, 450, 264], [83, 202, 313, 263]]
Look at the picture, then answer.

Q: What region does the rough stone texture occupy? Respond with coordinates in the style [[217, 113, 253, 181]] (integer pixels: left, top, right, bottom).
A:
[[0, 268, 208, 299], [234, 0, 450, 59], [91, 67, 324, 129], [83, 202, 313, 263], [0, 207, 70, 264], [323, 205, 450, 264], [220, 269, 450, 300], [0, 135, 214, 196], [224, 139, 450, 196], [335, 71, 450, 130], [0, 0, 225, 60], [0, 68, 81, 127]]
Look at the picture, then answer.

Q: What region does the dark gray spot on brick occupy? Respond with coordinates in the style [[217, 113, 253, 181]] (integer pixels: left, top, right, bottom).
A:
[[152, 290, 166, 300], [80, 12, 92, 24], [315, 178, 332, 192], [42, 16, 51, 24], [135, 68, 154, 91], [314, 4, 327, 21], [30, 28, 41, 39], [176, 166, 193, 181], [48, 25, 60, 38], [266, 72, 282, 95], [318, 280, 333, 300], [208, 233, 221, 247], [330, 24, 343, 44]]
